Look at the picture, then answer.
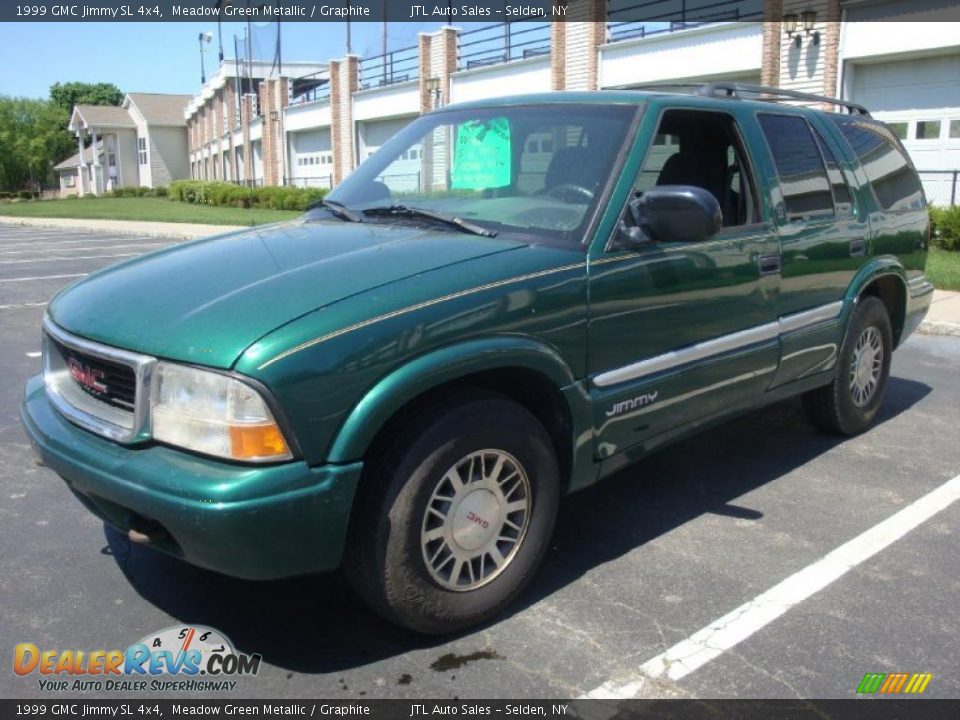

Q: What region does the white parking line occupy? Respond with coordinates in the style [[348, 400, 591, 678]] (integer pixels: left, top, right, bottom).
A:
[[0, 301, 48, 310], [0, 253, 137, 265], [0, 273, 87, 283], [583, 472, 960, 700], [25, 351, 41, 358], [0, 243, 165, 256]]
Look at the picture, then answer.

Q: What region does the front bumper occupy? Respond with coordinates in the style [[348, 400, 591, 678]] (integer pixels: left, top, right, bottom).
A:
[[20, 375, 363, 580]]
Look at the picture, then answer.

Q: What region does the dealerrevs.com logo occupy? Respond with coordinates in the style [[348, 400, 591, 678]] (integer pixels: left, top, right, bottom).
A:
[[14, 625, 261, 692]]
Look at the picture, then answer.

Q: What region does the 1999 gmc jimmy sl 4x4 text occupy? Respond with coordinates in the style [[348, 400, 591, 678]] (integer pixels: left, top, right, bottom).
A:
[[22, 85, 933, 633]]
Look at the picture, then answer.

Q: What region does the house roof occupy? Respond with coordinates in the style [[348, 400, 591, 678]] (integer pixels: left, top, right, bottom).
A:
[[54, 141, 102, 171], [126, 92, 192, 126], [69, 104, 135, 131]]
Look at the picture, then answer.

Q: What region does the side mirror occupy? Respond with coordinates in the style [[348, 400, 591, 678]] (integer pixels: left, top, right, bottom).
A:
[[617, 185, 722, 248]]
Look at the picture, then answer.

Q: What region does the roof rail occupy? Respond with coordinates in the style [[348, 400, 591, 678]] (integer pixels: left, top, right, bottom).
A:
[[697, 82, 871, 116]]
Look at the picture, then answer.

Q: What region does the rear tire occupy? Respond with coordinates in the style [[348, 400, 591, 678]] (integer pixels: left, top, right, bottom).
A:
[[803, 296, 892, 436], [344, 392, 560, 634]]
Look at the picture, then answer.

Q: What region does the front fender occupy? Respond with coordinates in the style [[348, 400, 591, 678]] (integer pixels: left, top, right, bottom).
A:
[[326, 336, 577, 464]]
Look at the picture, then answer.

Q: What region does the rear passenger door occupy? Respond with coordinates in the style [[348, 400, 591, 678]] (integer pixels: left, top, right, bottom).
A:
[[756, 112, 869, 386]]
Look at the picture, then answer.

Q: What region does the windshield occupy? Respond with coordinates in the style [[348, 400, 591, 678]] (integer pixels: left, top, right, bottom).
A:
[[323, 104, 637, 244]]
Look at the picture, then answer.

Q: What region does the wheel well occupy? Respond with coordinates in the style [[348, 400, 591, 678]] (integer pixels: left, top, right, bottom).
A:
[[860, 274, 906, 347], [362, 368, 574, 493]]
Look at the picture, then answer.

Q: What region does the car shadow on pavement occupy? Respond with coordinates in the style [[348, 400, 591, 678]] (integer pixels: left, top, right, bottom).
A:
[[103, 375, 931, 674]]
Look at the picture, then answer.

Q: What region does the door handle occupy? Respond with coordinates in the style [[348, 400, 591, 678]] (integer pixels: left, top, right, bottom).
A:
[[849, 238, 867, 257], [758, 253, 781, 276]]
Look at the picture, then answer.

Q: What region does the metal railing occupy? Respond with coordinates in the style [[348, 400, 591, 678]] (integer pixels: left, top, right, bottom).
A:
[[457, 21, 551, 70], [287, 175, 334, 190], [919, 170, 960, 207], [359, 45, 419, 90], [291, 70, 331, 105], [607, 0, 762, 43]]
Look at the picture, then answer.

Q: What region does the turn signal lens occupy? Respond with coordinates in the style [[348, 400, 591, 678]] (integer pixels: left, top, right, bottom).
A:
[[151, 362, 292, 462]]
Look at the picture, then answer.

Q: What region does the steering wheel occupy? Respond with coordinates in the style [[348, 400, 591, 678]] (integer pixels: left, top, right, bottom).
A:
[[537, 183, 595, 203]]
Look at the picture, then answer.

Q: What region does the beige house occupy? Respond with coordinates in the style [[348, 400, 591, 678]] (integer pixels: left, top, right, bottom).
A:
[[64, 92, 193, 195]]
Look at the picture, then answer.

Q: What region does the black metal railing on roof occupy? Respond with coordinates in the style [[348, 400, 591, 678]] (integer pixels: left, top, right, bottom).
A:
[[457, 21, 551, 70], [607, 0, 762, 43], [359, 44, 420, 90]]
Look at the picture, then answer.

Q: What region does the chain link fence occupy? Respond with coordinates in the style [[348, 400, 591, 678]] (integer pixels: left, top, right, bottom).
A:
[[919, 170, 959, 207]]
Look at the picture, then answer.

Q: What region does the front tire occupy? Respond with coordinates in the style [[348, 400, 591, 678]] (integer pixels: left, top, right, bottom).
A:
[[344, 393, 560, 634], [803, 296, 893, 435]]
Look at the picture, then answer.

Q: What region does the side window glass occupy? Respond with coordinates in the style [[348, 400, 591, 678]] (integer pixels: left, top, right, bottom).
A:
[[634, 110, 757, 228], [833, 119, 924, 212], [811, 126, 852, 215], [758, 114, 834, 219]]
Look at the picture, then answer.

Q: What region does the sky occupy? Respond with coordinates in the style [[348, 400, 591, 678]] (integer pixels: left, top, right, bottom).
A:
[[0, 21, 440, 99]]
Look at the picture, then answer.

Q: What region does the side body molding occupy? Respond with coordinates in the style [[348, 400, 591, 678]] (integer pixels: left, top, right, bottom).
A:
[[325, 336, 581, 465]]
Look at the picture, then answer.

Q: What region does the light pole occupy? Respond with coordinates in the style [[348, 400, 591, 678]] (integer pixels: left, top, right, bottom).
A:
[[199, 31, 213, 84]]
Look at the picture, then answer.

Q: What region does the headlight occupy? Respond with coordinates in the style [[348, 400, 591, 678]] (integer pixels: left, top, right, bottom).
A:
[[151, 362, 292, 462]]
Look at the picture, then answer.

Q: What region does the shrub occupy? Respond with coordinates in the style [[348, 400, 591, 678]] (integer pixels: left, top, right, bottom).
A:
[[929, 205, 960, 252], [153, 186, 168, 197], [17, 190, 34, 200], [167, 179, 328, 211]]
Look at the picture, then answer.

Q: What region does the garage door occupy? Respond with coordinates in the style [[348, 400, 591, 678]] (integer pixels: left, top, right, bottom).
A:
[[289, 128, 333, 188], [359, 117, 416, 160], [850, 55, 960, 204]]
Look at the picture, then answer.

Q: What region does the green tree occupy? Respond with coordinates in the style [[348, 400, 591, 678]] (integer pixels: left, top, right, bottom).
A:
[[49, 81, 124, 113]]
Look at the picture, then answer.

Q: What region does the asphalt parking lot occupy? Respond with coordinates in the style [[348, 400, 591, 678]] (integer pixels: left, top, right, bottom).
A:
[[1, 224, 958, 700]]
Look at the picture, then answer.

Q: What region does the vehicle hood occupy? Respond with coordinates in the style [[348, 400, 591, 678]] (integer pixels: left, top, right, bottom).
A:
[[48, 220, 527, 368]]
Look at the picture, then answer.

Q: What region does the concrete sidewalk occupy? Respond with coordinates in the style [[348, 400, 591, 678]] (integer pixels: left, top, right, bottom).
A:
[[918, 290, 960, 337], [0, 215, 245, 239]]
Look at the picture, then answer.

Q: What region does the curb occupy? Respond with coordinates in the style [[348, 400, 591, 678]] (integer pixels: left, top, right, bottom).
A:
[[917, 320, 960, 338]]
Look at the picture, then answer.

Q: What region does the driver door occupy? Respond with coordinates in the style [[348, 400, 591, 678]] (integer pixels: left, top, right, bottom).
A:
[[587, 107, 781, 465]]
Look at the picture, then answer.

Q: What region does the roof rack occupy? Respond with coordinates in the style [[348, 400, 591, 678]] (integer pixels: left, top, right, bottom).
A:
[[697, 82, 871, 116]]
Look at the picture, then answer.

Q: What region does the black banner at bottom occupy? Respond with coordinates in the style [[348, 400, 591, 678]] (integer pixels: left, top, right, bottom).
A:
[[1, 699, 958, 720]]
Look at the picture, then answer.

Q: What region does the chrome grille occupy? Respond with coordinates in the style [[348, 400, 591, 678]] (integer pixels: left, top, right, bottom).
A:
[[42, 317, 156, 444]]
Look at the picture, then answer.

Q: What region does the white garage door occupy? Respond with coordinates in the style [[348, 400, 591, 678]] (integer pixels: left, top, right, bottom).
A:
[[850, 55, 960, 204], [359, 117, 416, 160], [289, 128, 333, 188]]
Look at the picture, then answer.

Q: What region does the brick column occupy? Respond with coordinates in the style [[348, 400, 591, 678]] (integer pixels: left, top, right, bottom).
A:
[[417, 32, 432, 113], [761, 0, 783, 87], [240, 94, 253, 185], [258, 77, 291, 186], [559, 0, 605, 91], [550, 14, 566, 91], [821, 0, 842, 106], [330, 56, 359, 185]]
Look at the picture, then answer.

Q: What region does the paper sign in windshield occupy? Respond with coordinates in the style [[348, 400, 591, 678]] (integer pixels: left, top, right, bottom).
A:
[[451, 118, 511, 190]]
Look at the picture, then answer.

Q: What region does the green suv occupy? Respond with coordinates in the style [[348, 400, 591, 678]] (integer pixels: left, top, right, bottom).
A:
[[22, 85, 932, 633]]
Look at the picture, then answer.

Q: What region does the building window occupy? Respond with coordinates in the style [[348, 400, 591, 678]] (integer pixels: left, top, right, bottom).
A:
[[915, 120, 941, 140], [885, 122, 908, 140], [138, 137, 148, 165], [949, 119, 960, 139], [64, 174, 75, 188]]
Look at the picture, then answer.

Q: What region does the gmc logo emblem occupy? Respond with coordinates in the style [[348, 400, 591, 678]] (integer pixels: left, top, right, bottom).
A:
[[466, 511, 489, 529], [67, 357, 107, 395]]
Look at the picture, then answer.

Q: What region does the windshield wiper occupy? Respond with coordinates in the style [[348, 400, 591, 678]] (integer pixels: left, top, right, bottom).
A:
[[307, 198, 362, 223], [363, 204, 497, 238]]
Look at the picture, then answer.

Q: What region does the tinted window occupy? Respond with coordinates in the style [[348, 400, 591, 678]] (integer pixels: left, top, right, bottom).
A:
[[758, 114, 833, 218], [811, 126, 852, 213], [833, 119, 924, 212]]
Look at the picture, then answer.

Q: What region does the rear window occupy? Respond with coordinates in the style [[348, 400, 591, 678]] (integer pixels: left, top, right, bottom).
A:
[[758, 114, 834, 218], [831, 119, 924, 212]]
